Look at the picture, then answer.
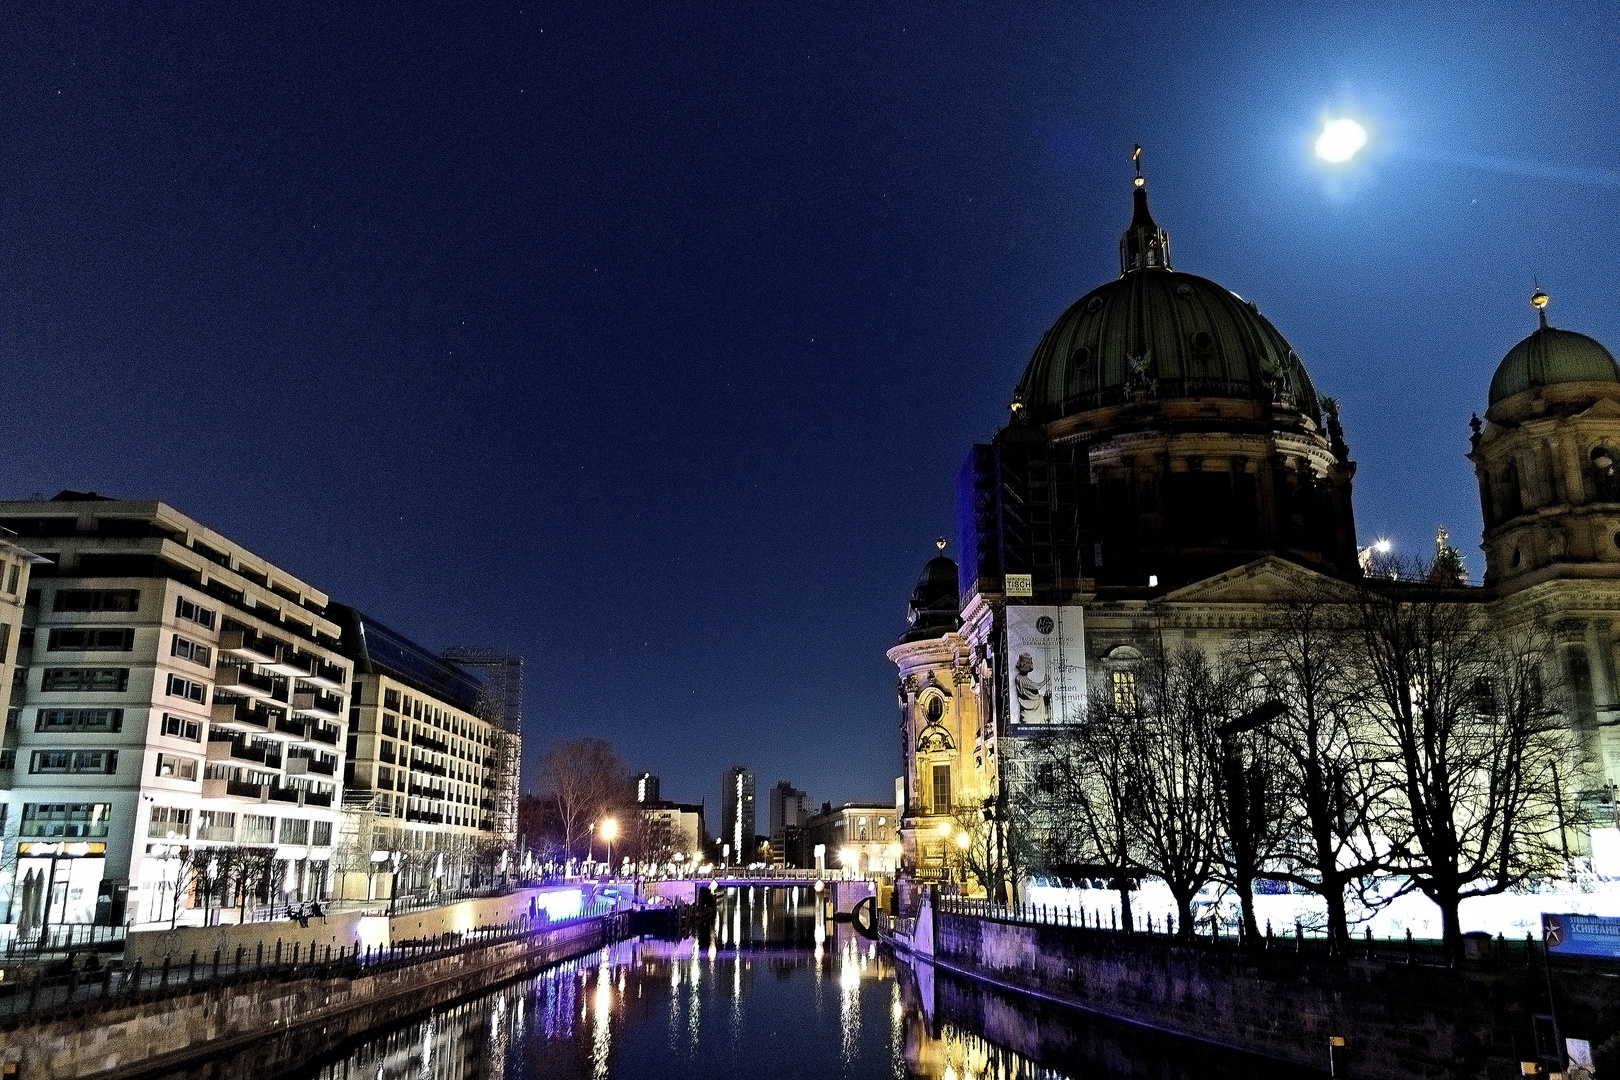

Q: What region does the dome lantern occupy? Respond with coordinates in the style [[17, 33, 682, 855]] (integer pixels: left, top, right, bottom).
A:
[[1119, 146, 1172, 275]]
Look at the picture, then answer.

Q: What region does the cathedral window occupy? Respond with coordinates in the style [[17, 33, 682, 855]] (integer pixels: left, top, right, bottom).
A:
[[1110, 670, 1138, 712], [931, 764, 952, 815]]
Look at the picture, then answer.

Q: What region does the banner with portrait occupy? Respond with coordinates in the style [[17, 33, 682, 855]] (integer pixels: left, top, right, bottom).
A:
[[1004, 605, 1086, 730]]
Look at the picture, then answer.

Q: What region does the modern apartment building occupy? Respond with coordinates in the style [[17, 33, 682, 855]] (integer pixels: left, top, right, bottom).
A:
[[718, 765, 756, 866], [0, 533, 40, 783], [328, 604, 503, 899], [0, 493, 349, 927], [767, 780, 812, 869]]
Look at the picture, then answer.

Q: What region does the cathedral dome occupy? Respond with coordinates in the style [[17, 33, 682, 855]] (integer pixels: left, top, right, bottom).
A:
[[1013, 179, 1320, 425], [1488, 320, 1620, 406]]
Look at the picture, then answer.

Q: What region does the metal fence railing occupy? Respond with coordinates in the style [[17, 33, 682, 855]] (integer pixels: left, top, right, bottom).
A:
[[933, 896, 1568, 970], [0, 901, 616, 1026]]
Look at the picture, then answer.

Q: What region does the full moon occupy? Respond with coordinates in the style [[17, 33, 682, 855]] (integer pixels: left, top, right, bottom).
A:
[[1315, 118, 1367, 163]]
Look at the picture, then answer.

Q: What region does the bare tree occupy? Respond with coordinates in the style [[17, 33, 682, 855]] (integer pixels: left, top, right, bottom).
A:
[[1132, 644, 1226, 939], [1352, 558, 1583, 962], [1235, 582, 1392, 948], [534, 738, 628, 864]]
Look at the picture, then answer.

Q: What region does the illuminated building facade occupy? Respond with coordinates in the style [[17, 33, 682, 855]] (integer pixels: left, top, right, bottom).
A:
[[891, 165, 1620, 895]]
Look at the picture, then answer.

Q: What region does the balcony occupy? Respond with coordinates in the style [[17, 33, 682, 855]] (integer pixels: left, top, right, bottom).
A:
[[408, 783, 446, 800], [214, 666, 278, 700], [205, 778, 267, 801], [291, 689, 342, 718], [196, 826, 235, 842], [309, 723, 339, 746], [275, 716, 312, 743], [210, 700, 272, 732], [406, 809, 444, 825], [302, 789, 332, 808], [309, 660, 347, 690], [217, 630, 283, 666], [206, 739, 280, 770], [268, 786, 299, 803], [412, 731, 449, 754], [285, 754, 336, 776], [409, 757, 446, 778], [272, 649, 315, 678], [478, 818, 493, 831]]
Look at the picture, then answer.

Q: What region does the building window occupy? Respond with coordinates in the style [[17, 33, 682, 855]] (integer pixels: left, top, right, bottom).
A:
[[5, 563, 19, 594], [46, 627, 135, 652], [198, 810, 235, 841], [279, 818, 309, 845], [21, 802, 112, 837], [174, 596, 216, 629], [36, 708, 123, 733], [241, 814, 275, 844], [148, 805, 192, 838], [165, 674, 208, 704], [54, 589, 139, 612], [155, 753, 198, 780], [160, 712, 202, 741], [931, 764, 952, 815], [42, 667, 129, 692], [312, 820, 332, 846], [171, 635, 213, 668], [1110, 670, 1138, 712], [383, 688, 400, 711]]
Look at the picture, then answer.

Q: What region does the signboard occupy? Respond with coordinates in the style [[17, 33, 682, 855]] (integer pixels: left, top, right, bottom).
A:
[[1004, 574, 1032, 598], [1542, 912, 1620, 958], [1005, 606, 1086, 730]]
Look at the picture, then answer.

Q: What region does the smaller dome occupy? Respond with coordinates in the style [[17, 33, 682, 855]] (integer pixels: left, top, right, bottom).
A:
[[1489, 324, 1620, 405], [902, 548, 959, 642]]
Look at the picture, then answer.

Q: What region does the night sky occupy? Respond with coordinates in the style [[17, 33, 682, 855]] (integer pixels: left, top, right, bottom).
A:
[[3, 4, 1618, 809]]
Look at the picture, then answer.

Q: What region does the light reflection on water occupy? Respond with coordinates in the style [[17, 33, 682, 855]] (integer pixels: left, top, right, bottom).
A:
[[302, 889, 1069, 1080]]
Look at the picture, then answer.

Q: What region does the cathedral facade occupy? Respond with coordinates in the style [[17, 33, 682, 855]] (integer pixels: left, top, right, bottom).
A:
[[890, 166, 1620, 890]]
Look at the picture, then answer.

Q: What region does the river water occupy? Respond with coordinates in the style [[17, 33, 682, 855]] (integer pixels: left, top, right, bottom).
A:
[[296, 888, 1268, 1080]]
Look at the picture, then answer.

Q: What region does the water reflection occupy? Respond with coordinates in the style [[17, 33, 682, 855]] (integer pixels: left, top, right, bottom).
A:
[[300, 889, 1261, 1080]]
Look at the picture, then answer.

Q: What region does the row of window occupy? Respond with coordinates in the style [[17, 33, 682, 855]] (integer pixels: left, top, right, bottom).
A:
[[149, 806, 332, 846], [19, 802, 111, 837], [31, 708, 202, 742], [29, 749, 118, 774]]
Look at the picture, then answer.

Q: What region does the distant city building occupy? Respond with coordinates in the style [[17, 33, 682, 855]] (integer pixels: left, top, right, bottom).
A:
[[328, 604, 507, 900], [0, 493, 351, 926], [641, 801, 705, 865], [635, 772, 660, 805], [804, 802, 898, 874], [767, 780, 811, 868], [0, 533, 39, 777], [718, 765, 755, 866]]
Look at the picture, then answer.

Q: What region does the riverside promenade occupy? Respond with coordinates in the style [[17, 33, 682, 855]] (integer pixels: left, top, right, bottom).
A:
[[0, 885, 624, 1080], [883, 894, 1618, 1079]]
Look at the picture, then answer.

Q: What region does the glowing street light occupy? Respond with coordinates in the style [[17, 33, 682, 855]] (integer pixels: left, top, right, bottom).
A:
[[600, 818, 618, 876], [1315, 118, 1367, 163]]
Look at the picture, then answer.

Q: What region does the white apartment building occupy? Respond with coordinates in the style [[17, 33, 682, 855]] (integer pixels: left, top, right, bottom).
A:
[[0, 493, 348, 928], [0, 533, 40, 783], [329, 604, 503, 900]]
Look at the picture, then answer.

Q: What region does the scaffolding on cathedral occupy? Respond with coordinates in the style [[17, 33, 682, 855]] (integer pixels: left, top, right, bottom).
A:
[[441, 647, 525, 845]]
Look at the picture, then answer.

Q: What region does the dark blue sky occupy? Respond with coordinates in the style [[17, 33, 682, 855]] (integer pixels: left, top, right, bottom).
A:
[[3, 3, 1618, 807]]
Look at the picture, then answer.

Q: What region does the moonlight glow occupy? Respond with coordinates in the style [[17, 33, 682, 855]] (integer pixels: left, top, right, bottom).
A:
[[1315, 118, 1367, 163]]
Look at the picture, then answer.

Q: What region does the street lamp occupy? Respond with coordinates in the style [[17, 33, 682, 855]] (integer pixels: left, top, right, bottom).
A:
[[600, 818, 618, 877], [387, 851, 404, 915]]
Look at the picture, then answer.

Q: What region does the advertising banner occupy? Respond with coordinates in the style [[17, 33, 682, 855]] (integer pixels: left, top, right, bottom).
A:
[[1543, 912, 1620, 958], [1005, 606, 1086, 730]]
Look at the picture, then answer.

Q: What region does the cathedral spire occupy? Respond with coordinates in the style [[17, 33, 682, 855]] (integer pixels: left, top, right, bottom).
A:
[[1531, 286, 1550, 329], [1119, 145, 1172, 275]]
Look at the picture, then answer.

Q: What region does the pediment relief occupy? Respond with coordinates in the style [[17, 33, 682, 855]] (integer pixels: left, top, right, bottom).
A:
[[916, 722, 956, 753], [1157, 556, 1353, 605]]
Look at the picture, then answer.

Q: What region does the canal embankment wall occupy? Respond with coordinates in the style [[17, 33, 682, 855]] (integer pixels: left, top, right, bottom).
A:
[[1, 916, 608, 1080], [121, 884, 597, 967], [921, 904, 1617, 1080]]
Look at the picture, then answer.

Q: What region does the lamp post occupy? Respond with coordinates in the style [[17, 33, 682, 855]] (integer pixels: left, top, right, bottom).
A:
[[33, 842, 64, 944], [600, 818, 618, 878], [587, 821, 596, 875], [387, 851, 403, 915]]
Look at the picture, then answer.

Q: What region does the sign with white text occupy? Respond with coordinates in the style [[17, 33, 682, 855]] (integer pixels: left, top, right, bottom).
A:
[[1543, 912, 1620, 958], [1005, 606, 1086, 730]]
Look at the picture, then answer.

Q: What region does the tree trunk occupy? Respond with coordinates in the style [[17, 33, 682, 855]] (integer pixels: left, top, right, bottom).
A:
[[1236, 877, 1259, 946], [1175, 892, 1195, 940], [1436, 889, 1463, 965], [1322, 876, 1350, 949], [1117, 884, 1133, 932]]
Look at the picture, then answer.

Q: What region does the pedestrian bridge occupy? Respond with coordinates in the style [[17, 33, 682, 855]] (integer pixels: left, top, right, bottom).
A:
[[637, 873, 878, 915]]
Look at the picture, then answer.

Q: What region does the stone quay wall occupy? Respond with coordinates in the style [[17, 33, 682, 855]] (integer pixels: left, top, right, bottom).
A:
[[933, 909, 1580, 1080], [2, 916, 607, 1080]]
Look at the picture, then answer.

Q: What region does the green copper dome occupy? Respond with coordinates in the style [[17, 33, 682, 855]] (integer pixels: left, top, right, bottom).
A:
[[1015, 176, 1320, 424], [1015, 268, 1322, 424], [1488, 322, 1620, 405]]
